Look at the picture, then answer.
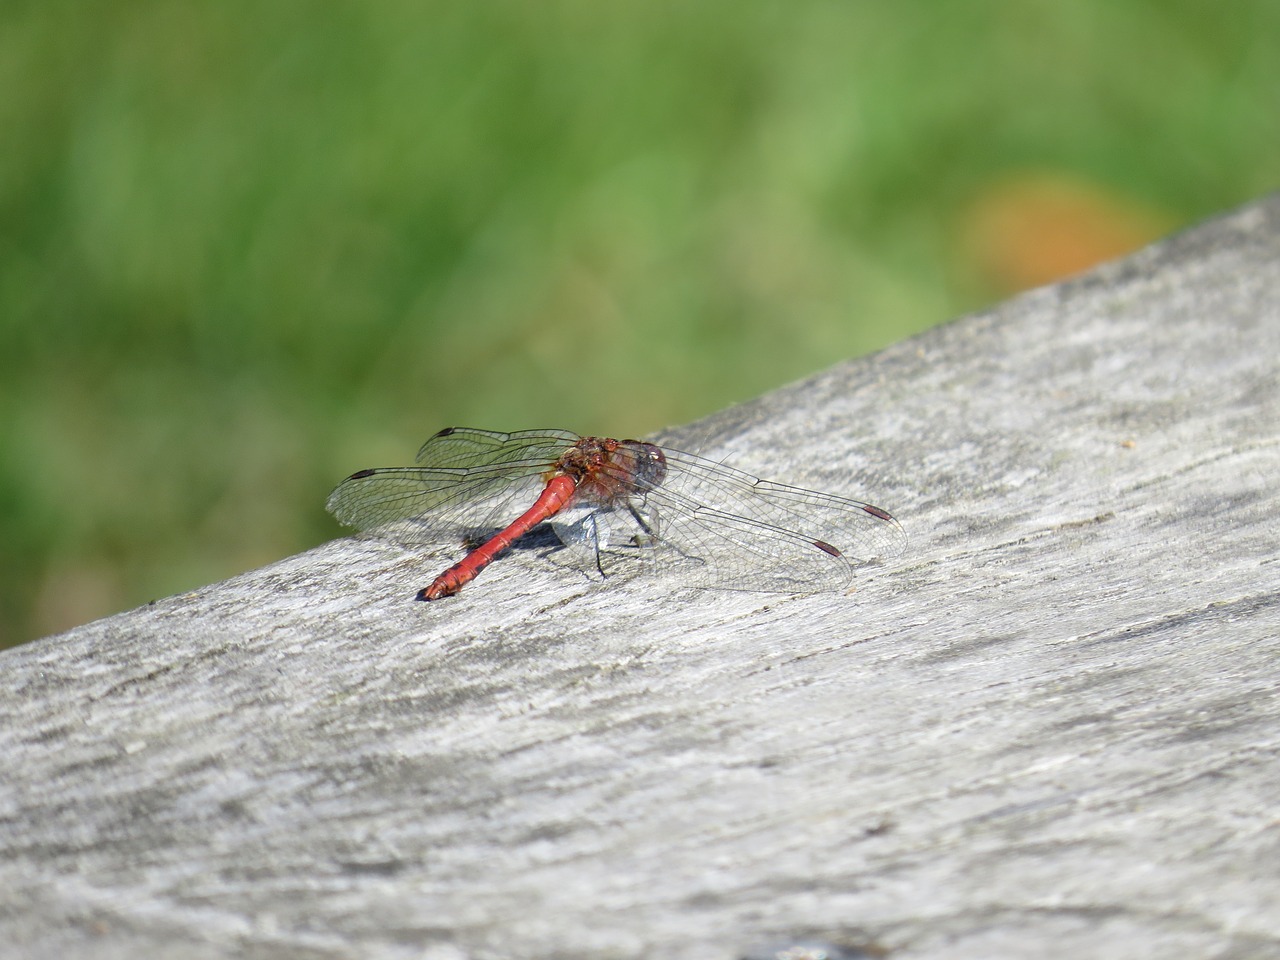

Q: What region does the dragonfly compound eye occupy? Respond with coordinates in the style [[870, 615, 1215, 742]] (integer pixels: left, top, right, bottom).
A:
[[631, 442, 667, 487]]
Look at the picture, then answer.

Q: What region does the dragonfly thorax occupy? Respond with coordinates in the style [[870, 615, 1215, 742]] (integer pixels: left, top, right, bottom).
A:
[[554, 437, 668, 506]]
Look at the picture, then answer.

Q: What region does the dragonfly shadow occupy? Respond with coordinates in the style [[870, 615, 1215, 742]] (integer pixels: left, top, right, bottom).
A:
[[347, 520, 563, 558], [492, 522, 651, 585], [468, 524, 564, 554]]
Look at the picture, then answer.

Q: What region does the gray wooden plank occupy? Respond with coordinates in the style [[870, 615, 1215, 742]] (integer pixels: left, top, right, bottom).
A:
[[2, 195, 1279, 960]]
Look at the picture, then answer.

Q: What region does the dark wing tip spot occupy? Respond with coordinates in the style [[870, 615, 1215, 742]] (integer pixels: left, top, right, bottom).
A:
[[813, 539, 843, 558], [349, 468, 377, 480], [862, 504, 894, 522], [433, 427, 458, 439]]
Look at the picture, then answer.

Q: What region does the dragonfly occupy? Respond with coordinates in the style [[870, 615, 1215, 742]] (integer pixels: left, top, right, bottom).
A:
[[326, 427, 906, 600]]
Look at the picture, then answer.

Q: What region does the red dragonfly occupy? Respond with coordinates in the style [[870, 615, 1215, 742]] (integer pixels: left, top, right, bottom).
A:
[[326, 427, 905, 600]]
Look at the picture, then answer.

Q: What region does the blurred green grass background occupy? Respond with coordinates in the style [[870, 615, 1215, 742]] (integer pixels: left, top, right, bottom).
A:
[[2, 1, 1277, 647]]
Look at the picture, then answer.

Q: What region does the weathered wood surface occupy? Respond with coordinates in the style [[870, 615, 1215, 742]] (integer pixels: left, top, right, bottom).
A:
[[4, 196, 1280, 960]]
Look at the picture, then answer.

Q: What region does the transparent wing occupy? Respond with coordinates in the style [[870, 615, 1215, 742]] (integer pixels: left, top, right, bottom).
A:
[[661, 447, 905, 552], [325, 428, 580, 543], [413, 427, 580, 468], [625, 446, 906, 593], [552, 443, 905, 594]]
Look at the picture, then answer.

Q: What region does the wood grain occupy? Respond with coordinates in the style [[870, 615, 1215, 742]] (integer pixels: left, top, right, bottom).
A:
[[3, 196, 1279, 960]]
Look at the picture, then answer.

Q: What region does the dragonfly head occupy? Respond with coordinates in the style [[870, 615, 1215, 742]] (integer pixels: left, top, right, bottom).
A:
[[626, 441, 667, 489]]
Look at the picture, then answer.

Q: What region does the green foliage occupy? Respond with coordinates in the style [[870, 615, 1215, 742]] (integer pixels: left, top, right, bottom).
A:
[[3, 1, 1278, 645]]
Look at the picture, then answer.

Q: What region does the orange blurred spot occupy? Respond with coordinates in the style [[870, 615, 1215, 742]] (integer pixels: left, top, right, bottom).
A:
[[963, 173, 1177, 293]]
